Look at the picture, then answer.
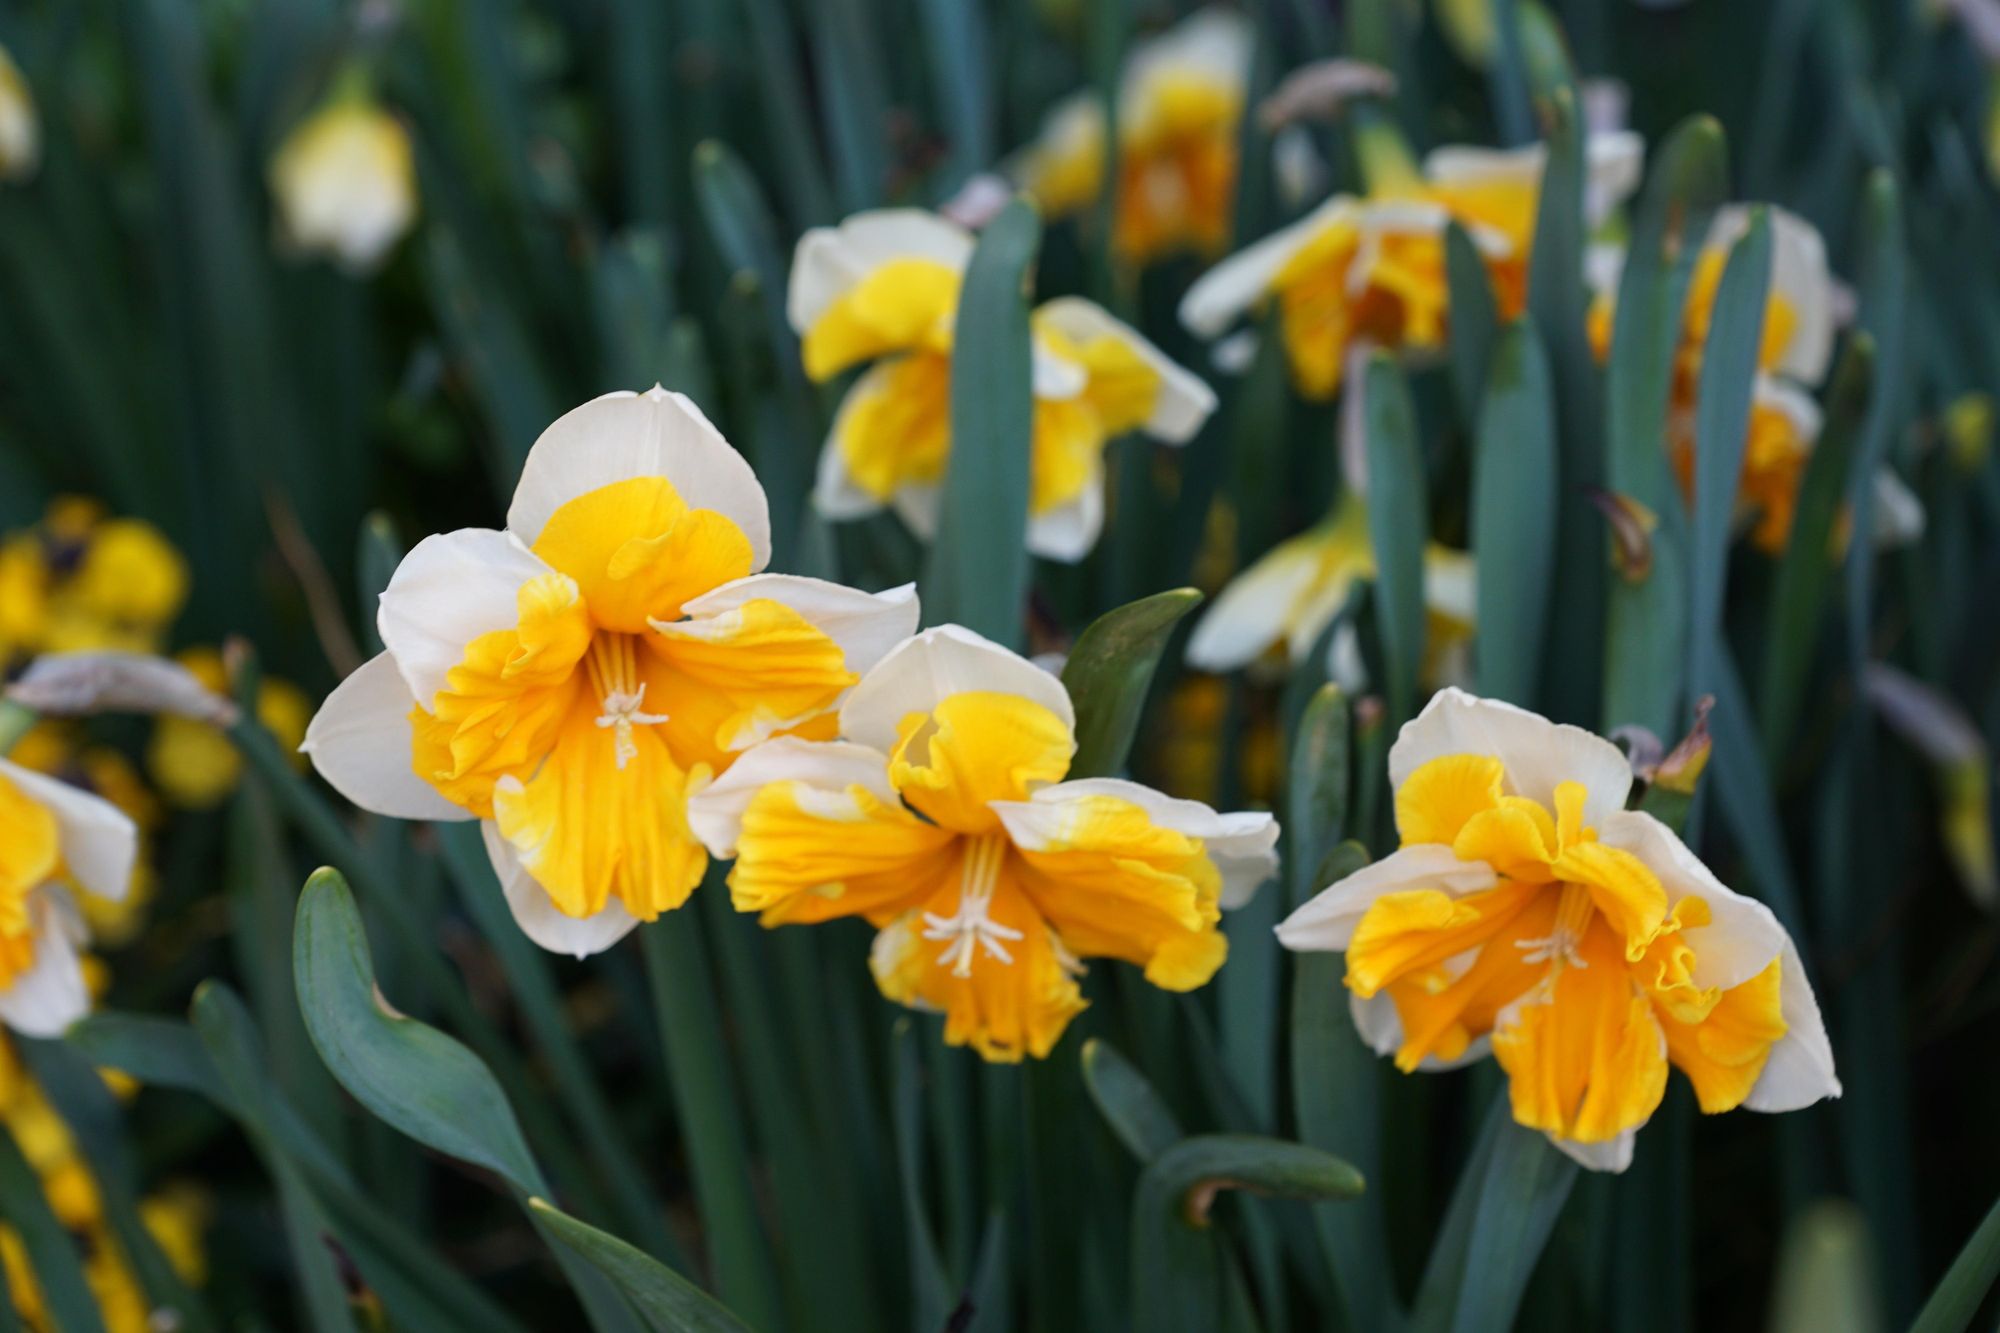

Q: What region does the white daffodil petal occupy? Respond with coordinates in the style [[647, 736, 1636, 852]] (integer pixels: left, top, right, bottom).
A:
[[891, 482, 943, 542], [1034, 297, 1218, 442], [1275, 843, 1501, 953], [674, 575, 920, 678], [1424, 544, 1478, 631], [1710, 205, 1834, 387], [1122, 7, 1253, 127], [300, 653, 472, 823], [1421, 141, 1544, 192], [841, 625, 1076, 752], [994, 776, 1278, 908], [0, 891, 89, 1038], [377, 527, 554, 708], [1026, 482, 1106, 564], [1757, 374, 1823, 441], [1598, 810, 1787, 993], [1743, 938, 1842, 1113], [1549, 1130, 1637, 1174], [482, 821, 640, 959], [1181, 195, 1355, 338], [1871, 467, 1926, 549], [1389, 687, 1635, 828], [686, 736, 900, 858], [0, 759, 137, 904], [506, 387, 771, 569], [814, 400, 890, 521], [1583, 130, 1645, 227], [1185, 538, 1323, 672], [786, 209, 975, 333], [1031, 342, 1092, 400]]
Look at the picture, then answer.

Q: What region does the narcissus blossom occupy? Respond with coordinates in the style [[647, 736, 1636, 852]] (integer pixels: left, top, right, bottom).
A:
[[788, 210, 1216, 560], [1013, 8, 1251, 264], [689, 626, 1279, 1061], [0, 45, 38, 182], [1181, 133, 1644, 399], [269, 89, 418, 274], [301, 388, 918, 956], [1277, 689, 1838, 1171], [1187, 492, 1474, 680], [0, 756, 135, 1036]]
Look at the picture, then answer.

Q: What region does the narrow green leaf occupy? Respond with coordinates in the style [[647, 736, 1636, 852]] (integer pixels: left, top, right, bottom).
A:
[[0, 1121, 106, 1333], [292, 868, 543, 1193], [920, 197, 1042, 645], [530, 1200, 754, 1333], [1444, 223, 1500, 425], [806, 0, 893, 212], [1911, 1190, 2000, 1333], [892, 1020, 955, 1333], [1759, 337, 1873, 760], [1842, 170, 1908, 669], [1362, 354, 1427, 727], [1448, 1114, 1577, 1333], [1061, 587, 1203, 778], [1287, 686, 1353, 906], [692, 140, 804, 388], [739, 0, 836, 227], [1687, 209, 1773, 705], [1080, 1038, 1184, 1163], [1470, 318, 1557, 705], [67, 1012, 230, 1106], [918, 0, 994, 194]]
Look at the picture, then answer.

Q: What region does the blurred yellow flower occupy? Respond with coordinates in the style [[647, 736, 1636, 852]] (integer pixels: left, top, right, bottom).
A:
[[303, 388, 918, 956], [690, 626, 1278, 1061], [1278, 689, 1840, 1171], [0, 499, 188, 668], [1182, 133, 1643, 399], [1014, 9, 1251, 264], [146, 647, 310, 810], [270, 85, 418, 275], [788, 209, 1216, 560], [1185, 492, 1475, 685], [0, 44, 38, 183], [11, 725, 160, 948]]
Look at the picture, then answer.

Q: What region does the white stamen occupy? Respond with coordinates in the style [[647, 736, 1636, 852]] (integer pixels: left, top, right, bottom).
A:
[[587, 635, 670, 770], [922, 837, 1021, 977]]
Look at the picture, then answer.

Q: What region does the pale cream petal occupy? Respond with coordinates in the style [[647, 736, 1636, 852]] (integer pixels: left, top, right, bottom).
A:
[[1584, 130, 1645, 226], [1870, 467, 1926, 549], [686, 736, 899, 858], [1389, 688, 1635, 828], [1275, 843, 1501, 952], [993, 776, 1278, 908], [1025, 480, 1105, 564], [1184, 537, 1324, 672], [376, 527, 554, 706], [840, 625, 1075, 753], [1597, 810, 1785, 993], [300, 653, 472, 823], [1709, 205, 1835, 387], [0, 759, 137, 904], [1757, 374, 1823, 441], [786, 209, 975, 333], [1742, 938, 1841, 1112], [673, 575, 919, 678], [0, 890, 89, 1037], [506, 387, 771, 570], [1122, 7, 1253, 125], [481, 821, 639, 958], [1548, 1129, 1637, 1173], [1033, 297, 1218, 442], [890, 481, 943, 542]]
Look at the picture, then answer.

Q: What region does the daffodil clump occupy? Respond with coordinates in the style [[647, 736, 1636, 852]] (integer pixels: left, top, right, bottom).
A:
[[305, 387, 919, 954], [690, 626, 1277, 1060], [269, 74, 418, 275], [1181, 132, 1643, 398], [1013, 9, 1251, 265], [788, 209, 1215, 560], [1279, 690, 1839, 1169]]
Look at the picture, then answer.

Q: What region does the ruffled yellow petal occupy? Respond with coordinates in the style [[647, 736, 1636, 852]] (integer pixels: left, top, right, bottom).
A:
[[532, 476, 754, 633], [1345, 879, 1543, 1001], [728, 778, 958, 926], [803, 258, 961, 381], [889, 692, 1075, 835], [1659, 955, 1787, 1114], [0, 771, 55, 989], [647, 598, 858, 772], [836, 352, 954, 501], [1394, 753, 1506, 846]]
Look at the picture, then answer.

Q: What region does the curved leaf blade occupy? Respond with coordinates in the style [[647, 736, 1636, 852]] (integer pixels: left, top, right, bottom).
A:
[[530, 1200, 754, 1333], [1062, 587, 1203, 779]]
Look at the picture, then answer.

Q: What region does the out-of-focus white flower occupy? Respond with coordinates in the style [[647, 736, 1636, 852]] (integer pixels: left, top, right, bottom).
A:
[[0, 45, 39, 183], [269, 87, 418, 275]]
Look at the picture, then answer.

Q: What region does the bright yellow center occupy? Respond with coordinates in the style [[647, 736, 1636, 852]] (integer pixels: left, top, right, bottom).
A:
[[0, 772, 53, 989], [725, 690, 1229, 1061], [408, 476, 857, 922], [1349, 753, 1788, 1143], [1114, 72, 1242, 263], [802, 258, 962, 383], [831, 312, 1165, 518]]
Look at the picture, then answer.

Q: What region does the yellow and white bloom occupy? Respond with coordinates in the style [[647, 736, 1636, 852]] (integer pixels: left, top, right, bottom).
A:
[[301, 387, 919, 956], [0, 45, 38, 183], [1014, 8, 1252, 264], [1277, 688, 1838, 1171], [789, 209, 1217, 561], [269, 90, 418, 275], [1186, 493, 1475, 681], [0, 757, 135, 1036], [1181, 133, 1644, 399], [689, 626, 1279, 1061]]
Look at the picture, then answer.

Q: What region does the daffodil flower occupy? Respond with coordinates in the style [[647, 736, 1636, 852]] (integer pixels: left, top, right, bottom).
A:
[[1277, 689, 1839, 1170], [0, 45, 38, 183], [1013, 8, 1252, 264], [0, 755, 135, 1036], [688, 626, 1279, 1061], [301, 388, 919, 956], [1186, 492, 1475, 681], [789, 210, 1217, 560], [1181, 133, 1644, 399], [269, 86, 418, 275]]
